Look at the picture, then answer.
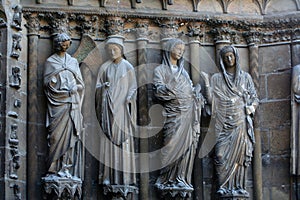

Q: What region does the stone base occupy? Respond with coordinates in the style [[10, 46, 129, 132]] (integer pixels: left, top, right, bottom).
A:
[[42, 174, 82, 200], [103, 184, 139, 199], [156, 184, 194, 199], [218, 193, 250, 200]]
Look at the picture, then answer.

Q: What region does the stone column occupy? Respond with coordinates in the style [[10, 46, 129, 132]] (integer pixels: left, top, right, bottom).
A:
[[244, 31, 263, 200], [291, 29, 300, 199], [187, 22, 204, 200], [135, 19, 150, 200], [188, 25, 201, 84], [24, 13, 40, 200]]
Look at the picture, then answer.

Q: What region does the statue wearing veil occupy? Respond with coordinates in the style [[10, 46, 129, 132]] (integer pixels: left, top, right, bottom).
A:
[[153, 38, 204, 197], [202, 45, 259, 197]]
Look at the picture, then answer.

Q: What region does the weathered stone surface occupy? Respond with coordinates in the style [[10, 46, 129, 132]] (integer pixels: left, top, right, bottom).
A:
[[259, 45, 291, 74], [267, 73, 291, 100], [258, 101, 291, 129], [270, 127, 290, 155]]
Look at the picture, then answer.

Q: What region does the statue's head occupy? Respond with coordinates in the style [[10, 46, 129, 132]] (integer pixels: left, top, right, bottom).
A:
[[53, 33, 72, 52], [105, 37, 125, 61]]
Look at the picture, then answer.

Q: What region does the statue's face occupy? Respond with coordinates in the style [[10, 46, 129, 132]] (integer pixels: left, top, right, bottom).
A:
[[223, 51, 236, 69], [60, 40, 71, 53], [107, 44, 122, 62], [170, 44, 185, 61]]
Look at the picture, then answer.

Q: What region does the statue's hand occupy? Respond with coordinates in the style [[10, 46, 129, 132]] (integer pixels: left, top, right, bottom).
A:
[[245, 105, 255, 115], [70, 85, 78, 95]]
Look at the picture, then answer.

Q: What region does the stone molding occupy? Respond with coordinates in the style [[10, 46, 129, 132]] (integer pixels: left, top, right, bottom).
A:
[[22, 8, 300, 46]]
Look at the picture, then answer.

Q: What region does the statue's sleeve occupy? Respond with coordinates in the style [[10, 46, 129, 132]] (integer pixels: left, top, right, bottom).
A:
[[153, 66, 176, 101]]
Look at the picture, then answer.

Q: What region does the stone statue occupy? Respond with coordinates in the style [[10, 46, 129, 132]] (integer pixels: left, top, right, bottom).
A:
[[202, 45, 259, 198], [43, 33, 85, 179], [291, 64, 300, 176], [153, 38, 204, 198], [95, 37, 138, 199]]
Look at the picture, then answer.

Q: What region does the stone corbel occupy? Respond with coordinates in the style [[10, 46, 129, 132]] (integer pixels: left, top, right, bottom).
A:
[[217, 0, 234, 14]]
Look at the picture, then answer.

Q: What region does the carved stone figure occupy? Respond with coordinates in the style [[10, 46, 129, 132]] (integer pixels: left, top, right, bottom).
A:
[[153, 38, 204, 198], [95, 37, 138, 199], [11, 5, 22, 30], [43, 33, 85, 179], [291, 64, 300, 176], [202, 45, 259, 198]]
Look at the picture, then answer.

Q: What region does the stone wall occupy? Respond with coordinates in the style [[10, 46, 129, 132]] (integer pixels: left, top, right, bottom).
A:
[[0, 0, 299, 199]]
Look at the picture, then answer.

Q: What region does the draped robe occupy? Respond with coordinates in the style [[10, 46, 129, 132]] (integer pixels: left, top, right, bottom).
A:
[[44, 53, 85, 178], [211, 68, 258, 194], [153, 63, 202, 191], [95, 58, 137, 194]]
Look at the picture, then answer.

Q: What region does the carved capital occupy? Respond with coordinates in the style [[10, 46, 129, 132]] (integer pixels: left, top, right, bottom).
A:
[[135, 19, 149, 40], [157, 19, 180, 40], [243, 30, 261, 45], [43, 12, 69, 35], [209, 26, 236, 43], [24, 13, 40, 35], [105, 16, 124, 36], [72, 14, 99, 36], [187, 22, 203, 41]]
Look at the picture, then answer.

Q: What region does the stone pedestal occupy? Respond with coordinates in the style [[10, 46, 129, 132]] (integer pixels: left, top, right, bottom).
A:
[[103, 184, 139, 200], [218, 193, 249, 200], [42, 175, 82, 200], [156, 185, 194, 199]]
